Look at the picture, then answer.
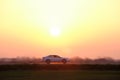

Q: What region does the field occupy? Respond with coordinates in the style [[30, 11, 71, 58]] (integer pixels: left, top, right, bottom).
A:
[[0, 64, 120, 80], [0, 70, 120, 80]]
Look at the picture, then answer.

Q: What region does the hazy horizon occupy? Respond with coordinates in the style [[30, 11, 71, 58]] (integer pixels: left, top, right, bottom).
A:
[[0, 0, 120, 59]]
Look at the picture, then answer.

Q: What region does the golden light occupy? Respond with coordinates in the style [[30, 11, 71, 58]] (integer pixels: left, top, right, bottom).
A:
[[50, 27, 61, 37], [1, 0, 98, 47]]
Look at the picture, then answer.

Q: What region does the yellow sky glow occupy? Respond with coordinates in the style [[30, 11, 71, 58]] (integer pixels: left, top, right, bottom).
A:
[[0, 0, 120, 58]]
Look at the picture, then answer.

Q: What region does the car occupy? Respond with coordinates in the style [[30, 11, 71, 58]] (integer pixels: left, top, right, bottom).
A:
[[42, 55, 69, 64]]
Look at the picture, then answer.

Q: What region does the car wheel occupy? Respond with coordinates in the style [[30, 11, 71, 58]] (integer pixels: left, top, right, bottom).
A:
[[46, 59, 51, 64], [62, 59, 67, 64]]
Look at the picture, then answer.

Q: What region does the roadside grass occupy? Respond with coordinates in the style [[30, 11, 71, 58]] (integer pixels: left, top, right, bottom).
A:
[[0, 70, 120, 80]]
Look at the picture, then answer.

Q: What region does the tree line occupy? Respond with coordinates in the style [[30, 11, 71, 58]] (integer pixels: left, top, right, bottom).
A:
[[0, 57, 120, 64]]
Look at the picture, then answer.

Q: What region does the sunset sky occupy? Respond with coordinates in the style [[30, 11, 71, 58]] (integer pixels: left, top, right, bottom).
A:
[[0, 0, 120, 59]]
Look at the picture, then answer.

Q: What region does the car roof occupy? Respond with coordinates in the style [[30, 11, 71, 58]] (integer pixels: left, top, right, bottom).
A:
[[48, 55, 60, 57]]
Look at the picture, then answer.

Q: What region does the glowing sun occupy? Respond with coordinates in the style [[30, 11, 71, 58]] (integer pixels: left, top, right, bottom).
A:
[[50, 27, 61, 37]]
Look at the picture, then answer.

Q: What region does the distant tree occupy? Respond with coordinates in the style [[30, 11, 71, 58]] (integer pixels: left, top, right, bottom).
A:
[[70, 57, 84, 64], [84, 58, 93, 64], [94, 57, 115, 64]]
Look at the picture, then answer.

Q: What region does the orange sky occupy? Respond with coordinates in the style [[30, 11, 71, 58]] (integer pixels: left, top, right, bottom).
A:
[[0, 0, 120, 59]]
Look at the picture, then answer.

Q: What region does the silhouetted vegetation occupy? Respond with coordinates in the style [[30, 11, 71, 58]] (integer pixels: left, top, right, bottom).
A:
[[70, 57, 120, 64], [0, 56, 120, 71], [0, 57, 120, 65]]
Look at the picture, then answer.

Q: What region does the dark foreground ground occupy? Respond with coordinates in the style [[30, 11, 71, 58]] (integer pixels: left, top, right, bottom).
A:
[[0, 64, 120, 71], [0, 64, 120, 80], [0, 70, 120, 80]]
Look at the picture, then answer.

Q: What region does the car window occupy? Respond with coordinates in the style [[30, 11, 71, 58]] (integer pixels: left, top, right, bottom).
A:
[[48, 55, 61, 58], [48, 55, 53, 57], [54, 55, 61, 58], [53, 55, 56, 57], [51, 55, 54, 58]]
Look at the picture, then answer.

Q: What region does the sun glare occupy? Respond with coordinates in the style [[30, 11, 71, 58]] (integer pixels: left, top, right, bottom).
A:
[[50, 27, 61, 37]]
